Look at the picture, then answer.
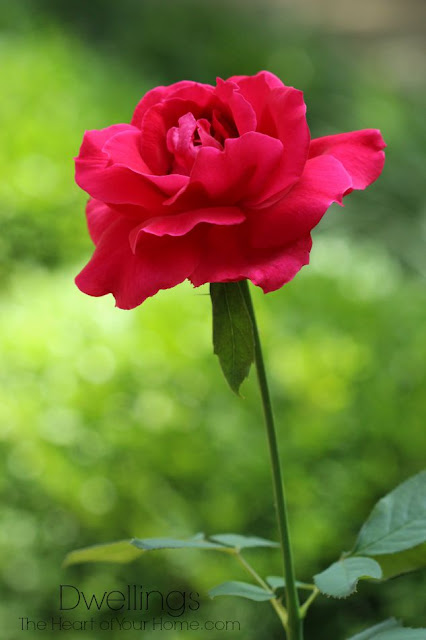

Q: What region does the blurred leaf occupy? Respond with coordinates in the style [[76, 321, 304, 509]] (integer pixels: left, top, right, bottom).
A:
[[354, 471, 426, 556], [63, 540, 141, 567], [131, 534, 226, 552], [64, 532, 279, 568], [266, 575, 286, 591], [210, 533, 279, 549], [209, 581, 274, 601], [318, 472, 426, 589], [314, 557, 382, 598], [347, 618, 426, 639], [369, 631, 426, 639], [347, 618, 401, 639], [210, 282, 254, 395], [373, 542, 426, 580]]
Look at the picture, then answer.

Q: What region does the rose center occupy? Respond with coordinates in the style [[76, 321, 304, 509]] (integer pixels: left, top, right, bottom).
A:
[[166, 112, 225, 175]]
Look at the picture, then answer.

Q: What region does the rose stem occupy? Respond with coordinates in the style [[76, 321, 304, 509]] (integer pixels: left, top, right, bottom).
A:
[[240, 280, 303, 640]]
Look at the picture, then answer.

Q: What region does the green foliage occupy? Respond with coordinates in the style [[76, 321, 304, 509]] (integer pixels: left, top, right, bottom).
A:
[[209, 581, 274, 602], [210, 282, 254, 395], [314, 557, 382, 598], [348, 620, 400, 640], [314, 472, 426, 599], [0, 22, 144, 280], [63, 541, 141, 567], [210, 534, 279, 550], [353, 472, 426, 556], [377, 543, 426, 581], [267, 576, 287, 590], [347, 619, 426, 640], [132, 534, 224, 552], [266, 576, 314, 598], [64, 533, 278, 567], [2, 256, 424, 637], [314, 472, 426, 600]]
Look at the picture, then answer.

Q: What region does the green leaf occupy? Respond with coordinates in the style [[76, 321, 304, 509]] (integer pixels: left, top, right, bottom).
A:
[[374, 542, 426, 580], [369, 631, 426, 640], [265, 576, 286, 598], [208, 581, 274, 602], [319, 472, 426, 587], [266, 575, 286, 591], [131, 534, 227, 552], [210, 533, 279, 549], [347, 619, 426, 640], [265, 576, 314, 591], [348, 618, 400, 639], [314, 557, 382, 598], [64, 532, 279, 567], [354, 471, 426, 556], [210, 282, 254, 395], [63, 540, 142, 567], [348, 619, 402, 639]]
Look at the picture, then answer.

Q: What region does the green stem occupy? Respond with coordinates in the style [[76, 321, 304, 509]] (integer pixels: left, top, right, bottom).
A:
[[235, 552, 288, 628], [235, 551, 272, 592], [300, 587, 320, 619], [240, 280, 303, 640]]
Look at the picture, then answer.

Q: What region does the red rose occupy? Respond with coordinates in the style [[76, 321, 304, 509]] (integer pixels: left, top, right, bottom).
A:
[[75, 71, 385, 309]]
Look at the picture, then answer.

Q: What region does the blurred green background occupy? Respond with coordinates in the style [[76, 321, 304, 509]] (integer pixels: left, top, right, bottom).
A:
[[1, 1, 425, 638]]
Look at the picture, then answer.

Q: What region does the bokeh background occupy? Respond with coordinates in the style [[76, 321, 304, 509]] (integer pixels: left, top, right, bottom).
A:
[[1, 1, 425, 638]]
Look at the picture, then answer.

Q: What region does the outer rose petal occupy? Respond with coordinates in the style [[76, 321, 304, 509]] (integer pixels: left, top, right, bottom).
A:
[[248, 236, 313, 293], [252, 86, 310, 205], [309, 129, 386, 190], [230, 74, 310, 205], [102, 129, 150, 173], [76, 124, 131, 158], [85, 199, 120, 245], [75, 218, 200, 309], [75, 126, 188, 210], [133, 206, 245, 240], [250, 155, 352, 249], [189, 223, 312, 293]]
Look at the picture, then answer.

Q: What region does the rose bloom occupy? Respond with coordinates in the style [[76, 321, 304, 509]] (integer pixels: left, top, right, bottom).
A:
[[75, 71, 385, 309]]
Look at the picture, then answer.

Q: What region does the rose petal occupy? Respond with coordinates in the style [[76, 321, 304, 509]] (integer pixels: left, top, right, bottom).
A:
[[75, 218, 200, 309], [189, 223, 312, 292], [252, 88, 310, 206], [102, 128, 150, 173], [138, 102, 172, 175], [166, 112, 198, 175], [139, 96, 213, 174], [215, 78, 257, 135], [249, 236, 312, 293], [228, 75, 310, 205], [196, 118, 222, 149], [131, 80, 214, 129], [85, 199, 120, 245], [133, 206, 245, 240], [171, 82, 215, 107], [250, 154, 352, 249], [188, 132, 283, 205], [309, 129, 386, 190], [75, 126, 188, 209], [76, 124, 132, 159], [228, 71, 285, 121]]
